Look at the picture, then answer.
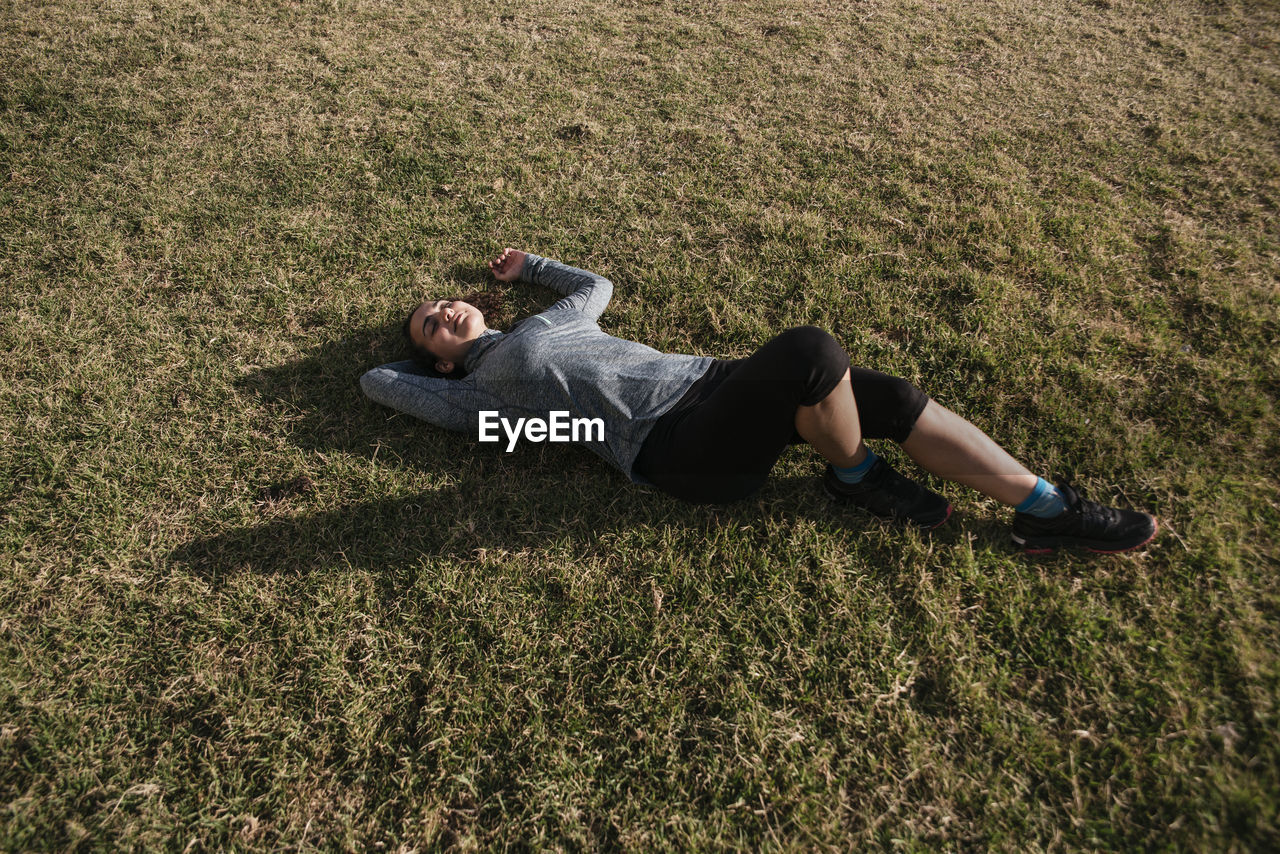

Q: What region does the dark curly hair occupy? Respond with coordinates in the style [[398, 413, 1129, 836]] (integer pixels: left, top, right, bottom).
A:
[[402, 290, 506, 379]]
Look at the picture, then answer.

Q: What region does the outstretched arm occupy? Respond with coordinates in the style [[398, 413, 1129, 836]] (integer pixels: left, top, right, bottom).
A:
[[488, 246, 614, 322], [359, 363, 502, 435]]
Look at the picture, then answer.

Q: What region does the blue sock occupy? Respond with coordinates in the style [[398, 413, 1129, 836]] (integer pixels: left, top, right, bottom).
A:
[[1016, 477, 1066, 518], [833, 450, 879, 484]]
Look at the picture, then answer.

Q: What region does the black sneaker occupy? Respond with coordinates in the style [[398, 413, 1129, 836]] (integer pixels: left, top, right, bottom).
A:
[[823, 458, 952, 529], [1011, 483, 1158, 554]]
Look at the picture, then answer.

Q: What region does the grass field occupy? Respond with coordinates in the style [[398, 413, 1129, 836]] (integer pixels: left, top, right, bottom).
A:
[[2, 0, 1278, 849]]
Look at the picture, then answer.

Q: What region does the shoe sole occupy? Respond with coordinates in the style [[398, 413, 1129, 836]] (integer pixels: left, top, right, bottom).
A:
[[1012, 517, 1160, 555], [920, 502, 954, 531], [824, 482, 954, 530]]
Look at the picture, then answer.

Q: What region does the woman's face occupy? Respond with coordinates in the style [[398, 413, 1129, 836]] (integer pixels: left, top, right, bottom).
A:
[[408, 298, 486, 371]]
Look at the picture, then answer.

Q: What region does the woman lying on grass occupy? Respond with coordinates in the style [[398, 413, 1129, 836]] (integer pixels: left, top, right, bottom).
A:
[[361, 248, 1158, 554]]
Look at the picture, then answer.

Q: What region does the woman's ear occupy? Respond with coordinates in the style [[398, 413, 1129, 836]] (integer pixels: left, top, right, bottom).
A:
[[434, 359, 455, 374]]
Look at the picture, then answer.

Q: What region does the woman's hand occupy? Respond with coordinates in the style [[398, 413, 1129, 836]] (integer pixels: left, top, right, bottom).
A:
[[489, 247, 527, 283]]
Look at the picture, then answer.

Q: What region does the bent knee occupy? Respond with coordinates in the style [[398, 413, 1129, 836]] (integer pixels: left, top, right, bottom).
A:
[[774, 327, 850, 405], [776, 325, 846, 363]]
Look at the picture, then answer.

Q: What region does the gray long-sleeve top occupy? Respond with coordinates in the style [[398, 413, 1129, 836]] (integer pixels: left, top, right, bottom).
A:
[[359, 254, 715, 479]]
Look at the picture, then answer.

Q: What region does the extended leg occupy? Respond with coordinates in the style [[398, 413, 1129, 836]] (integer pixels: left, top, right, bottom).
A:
[[795, 365, 1157, 550], [900, 399, 1157, 553], [796, 370, 1035, 513], [900, 400, 1039, 506]]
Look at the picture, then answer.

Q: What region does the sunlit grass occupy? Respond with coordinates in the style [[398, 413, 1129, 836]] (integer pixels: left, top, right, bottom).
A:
[[2, 0, 1277, 849]]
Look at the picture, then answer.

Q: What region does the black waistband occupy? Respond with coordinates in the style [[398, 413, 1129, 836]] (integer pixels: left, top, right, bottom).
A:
[[663, 358, 742, 418]]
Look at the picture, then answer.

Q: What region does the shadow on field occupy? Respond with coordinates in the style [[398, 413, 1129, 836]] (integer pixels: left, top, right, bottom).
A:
[[171, 467, 1014, 592], [233, 321, 408, 458], [167, 468, 884, 586]]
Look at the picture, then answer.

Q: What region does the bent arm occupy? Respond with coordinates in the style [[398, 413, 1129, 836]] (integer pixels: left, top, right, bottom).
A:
[[360, 361, 499, 434], [519, 253, 614, 322]]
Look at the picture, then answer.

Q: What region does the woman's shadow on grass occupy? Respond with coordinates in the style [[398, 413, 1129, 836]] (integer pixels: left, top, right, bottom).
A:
[[172, 320, 762, 585], [171, 323, 1011, 588]]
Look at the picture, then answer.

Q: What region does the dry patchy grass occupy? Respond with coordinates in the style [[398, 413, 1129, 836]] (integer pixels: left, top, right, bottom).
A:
[[2, 0, 1278, 850]]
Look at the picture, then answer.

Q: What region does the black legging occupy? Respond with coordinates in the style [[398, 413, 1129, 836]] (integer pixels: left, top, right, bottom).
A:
[[632, 326, 929, 504]]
